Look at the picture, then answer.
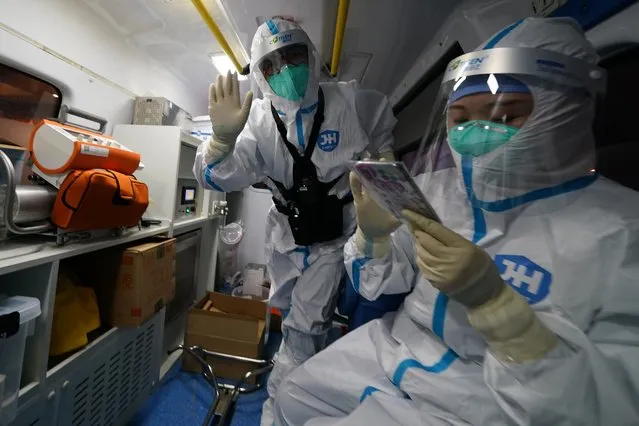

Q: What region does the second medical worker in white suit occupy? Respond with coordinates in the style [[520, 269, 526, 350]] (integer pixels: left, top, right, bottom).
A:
[[273, 17, 639, 425], [193, 18, 396, 424]]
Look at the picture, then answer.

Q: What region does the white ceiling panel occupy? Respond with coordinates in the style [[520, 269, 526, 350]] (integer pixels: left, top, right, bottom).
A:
[[84, 0, 165, 36], [81, 0, 461, 107]]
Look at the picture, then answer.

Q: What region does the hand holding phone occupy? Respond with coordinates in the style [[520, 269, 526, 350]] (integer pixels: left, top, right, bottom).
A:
[[349, 160, 440, 223]]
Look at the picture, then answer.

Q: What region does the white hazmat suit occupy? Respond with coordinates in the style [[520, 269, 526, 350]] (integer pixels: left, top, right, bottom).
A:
[[274, 17, 639, 426], [192, 18, 396, 425]]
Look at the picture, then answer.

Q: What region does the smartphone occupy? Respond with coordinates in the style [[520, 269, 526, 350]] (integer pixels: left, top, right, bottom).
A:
[[350, 160, 441, 223]]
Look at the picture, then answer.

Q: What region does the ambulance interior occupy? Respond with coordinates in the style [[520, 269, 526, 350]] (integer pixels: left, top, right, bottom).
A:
[[0, 0, 637, 425]]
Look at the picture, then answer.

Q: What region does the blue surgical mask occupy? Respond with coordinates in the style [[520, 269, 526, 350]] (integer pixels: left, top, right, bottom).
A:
[[449, 120, 519, 157], [267, 64, 309, 101]]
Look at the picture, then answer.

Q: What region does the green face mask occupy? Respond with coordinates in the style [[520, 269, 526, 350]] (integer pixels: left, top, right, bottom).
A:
[[448, 120, 519, 157], [267, 64, 309, 101]]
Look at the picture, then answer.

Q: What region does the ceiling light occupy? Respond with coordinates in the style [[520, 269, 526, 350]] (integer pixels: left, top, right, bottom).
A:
[[193, 115, 210, 122], [211, 54, 247, 80]]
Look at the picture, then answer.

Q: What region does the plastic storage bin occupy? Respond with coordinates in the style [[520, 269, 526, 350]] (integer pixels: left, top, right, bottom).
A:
[[0, 295, 41, 425], [218, 222, 244, 284]]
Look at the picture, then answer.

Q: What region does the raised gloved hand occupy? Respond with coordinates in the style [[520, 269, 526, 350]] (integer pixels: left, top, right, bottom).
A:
[[403, 209, 558, 363], [205, 71, 253, 163], [350, 172, 400, 258]]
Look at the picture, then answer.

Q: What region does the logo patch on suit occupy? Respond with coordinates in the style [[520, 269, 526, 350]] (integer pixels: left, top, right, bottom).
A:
[[317, 130, 340, 152], [494, 254, 552, 304]]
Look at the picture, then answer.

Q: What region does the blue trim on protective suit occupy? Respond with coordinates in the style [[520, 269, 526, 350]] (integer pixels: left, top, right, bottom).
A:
[[432, 292, 449, 340], [478, 176, 598, 212], [392, 349, 458, 387], [360, 386, 380, 402], [388, 291, 459, 388], [484, 19, 523, 49], [351, 257, 372, 293], [295, 111, 305, 150], [461, 157, 487, 243], [294, 102, 319, 150], [462, 157, 599, 211], [203, 159, 224, 192], [293, 247, 311, 271], [299, 102, 318, 114], [266, 20, 279, 35]]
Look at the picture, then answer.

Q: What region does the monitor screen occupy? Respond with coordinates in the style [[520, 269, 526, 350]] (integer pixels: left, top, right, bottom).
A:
[[181, 186, 196, 204]]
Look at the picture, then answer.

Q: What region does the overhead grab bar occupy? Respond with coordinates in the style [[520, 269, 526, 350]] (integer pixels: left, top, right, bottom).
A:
[[190, 0, 246, 74], [330, 0, 351, 76]]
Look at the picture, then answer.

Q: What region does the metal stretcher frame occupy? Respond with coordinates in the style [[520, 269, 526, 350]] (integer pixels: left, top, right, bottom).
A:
[[169, 344, 275, 426]]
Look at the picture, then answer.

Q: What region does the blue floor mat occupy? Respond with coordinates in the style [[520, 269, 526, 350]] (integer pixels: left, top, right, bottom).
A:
[[130, 333, 282, 426]]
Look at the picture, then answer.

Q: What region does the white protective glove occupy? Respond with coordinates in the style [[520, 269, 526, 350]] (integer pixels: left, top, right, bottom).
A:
[[205, 71, 253, 163], [350, 172, 400, 258], [403, 210, 558, 363]]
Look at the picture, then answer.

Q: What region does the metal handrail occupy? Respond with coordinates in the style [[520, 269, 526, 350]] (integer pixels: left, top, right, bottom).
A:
[[0, 150, 53, 234], [190, 0, 245, 73], [330, 0, 351, 76]]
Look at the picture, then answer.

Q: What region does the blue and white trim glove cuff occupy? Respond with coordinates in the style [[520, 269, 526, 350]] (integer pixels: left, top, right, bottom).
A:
[[467, 285, 558, 363], [204, 136, 234, 165], [355, 227, 391, 259]]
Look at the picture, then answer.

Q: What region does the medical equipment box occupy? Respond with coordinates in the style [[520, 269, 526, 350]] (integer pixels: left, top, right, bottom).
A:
[[0, 295, 41, 425], [133, 97, 191, 127], [184, 292, 267, 384], [71, 237, 176, 327], [29, 119, 145, 189], [106, 237, 175, 327]]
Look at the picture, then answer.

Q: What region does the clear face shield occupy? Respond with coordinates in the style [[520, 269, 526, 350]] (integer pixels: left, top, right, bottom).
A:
[[411, 48, 606, 216], [250, 26, 333, 103]]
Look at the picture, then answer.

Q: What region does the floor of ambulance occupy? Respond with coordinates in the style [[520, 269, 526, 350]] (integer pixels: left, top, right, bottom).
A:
[[130, 332, 282, 426]]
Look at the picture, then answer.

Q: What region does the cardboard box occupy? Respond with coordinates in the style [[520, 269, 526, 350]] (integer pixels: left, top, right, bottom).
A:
[[184, 292, 267, 383], [112, 238, 176, 326], [0, 119, 34, 149], [71, 237, 176, 327]]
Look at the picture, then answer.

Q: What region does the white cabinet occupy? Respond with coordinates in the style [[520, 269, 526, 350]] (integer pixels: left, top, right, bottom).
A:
[[113, 125, 221, 230], [0, 126, 224, 426]]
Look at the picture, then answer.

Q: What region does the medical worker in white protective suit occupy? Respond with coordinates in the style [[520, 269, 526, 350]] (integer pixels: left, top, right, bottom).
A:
[[193, 18, 396, 424], [273, 17, 639, 426]]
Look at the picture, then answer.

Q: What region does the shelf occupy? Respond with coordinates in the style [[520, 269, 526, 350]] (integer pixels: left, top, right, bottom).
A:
[[180, 132, 203, 148], [45, 327, 119, 379], [172, 216, 212, 234], [15, 381, 43, 425], [0, 222, 170, 277], [16, 381, 40, 413], [47, 325, 113, 371]]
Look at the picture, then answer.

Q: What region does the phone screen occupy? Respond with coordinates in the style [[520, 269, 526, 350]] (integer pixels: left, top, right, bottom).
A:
[[351, 161, 440, 222]]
